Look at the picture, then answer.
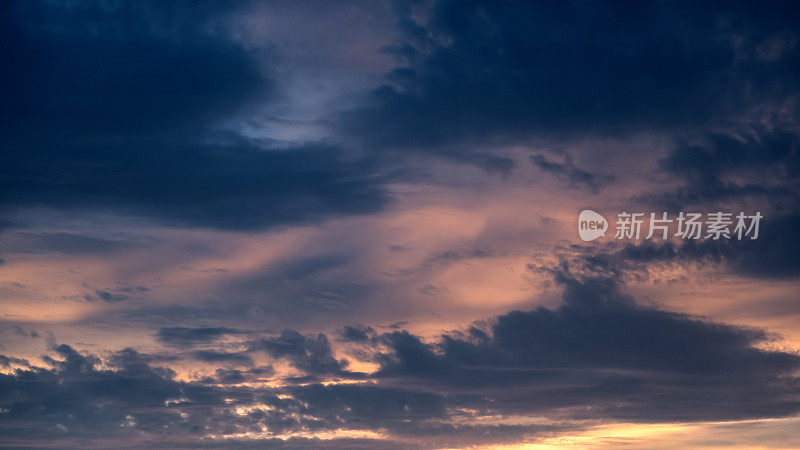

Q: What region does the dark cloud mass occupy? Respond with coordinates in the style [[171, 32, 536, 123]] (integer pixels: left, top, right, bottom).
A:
[[340, 324, 376, 342], [86, 289, 129, 303], [377, 274, 800, 422], [2, 275, 799, 447], [250, 330, 352, 378], [530, 153, 615, 192], [646, 128, 800, 210], [0, 0, 386, 230], [343, 0, 800, 148]]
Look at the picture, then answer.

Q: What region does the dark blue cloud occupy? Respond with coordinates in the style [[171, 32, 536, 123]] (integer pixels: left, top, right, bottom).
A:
[[648, 128, 800, 210], [1, 345, 186, 440], [530, 153, 615, 192], [1, 134, 387, 230], [662, 130, 800, 186], [85, 289, 129, 303], [342, 0, 800, 148], [0, 1, 387, 230], [372, 273, 800, 421], [1, 1, 264, 138], [250, 330, 353, 378], [339, 324, 375, 342]]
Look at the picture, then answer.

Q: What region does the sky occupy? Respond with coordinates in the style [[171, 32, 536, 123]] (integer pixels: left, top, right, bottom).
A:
[[1, 0, 800, 448]]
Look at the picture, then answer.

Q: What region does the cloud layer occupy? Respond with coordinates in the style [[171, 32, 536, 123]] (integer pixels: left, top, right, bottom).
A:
[[1, 0, 799, 448]]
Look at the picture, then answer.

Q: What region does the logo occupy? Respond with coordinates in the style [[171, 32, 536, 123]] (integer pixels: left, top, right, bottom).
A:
[[578, 210, 608, 241], [576, 210, 762, 242]]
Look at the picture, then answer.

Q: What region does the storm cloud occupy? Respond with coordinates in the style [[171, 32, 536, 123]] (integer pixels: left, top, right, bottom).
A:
[[0, 1, 387, 230], [342, 0, 800, 148], [2, 0, 800, 447], [3, 274, 800, 447]]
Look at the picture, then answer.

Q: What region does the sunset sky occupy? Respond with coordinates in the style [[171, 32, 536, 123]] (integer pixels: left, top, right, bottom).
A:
[[2, 1, 800, 448]]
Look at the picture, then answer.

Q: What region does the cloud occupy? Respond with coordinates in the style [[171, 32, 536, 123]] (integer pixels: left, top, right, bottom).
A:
[[0, 1, 388, 230], [661, 129, 800, 186], [1, 1, 264, 138], [530, 153, 615, 192], [250, 330, 352, 378], [0, 232, 139, 255], [204, 366, 275, 385], [0, 354, 30, 368], [339, 325, 376, 342], [0, 342, 431, 447], [1, 136, 388, 231], [647, 128, 800, 209], [371, 273, 800, 422], [85, 290, 129, 303], [157, 327, 248, 347], [3, 270, 800, 447], [341, 0, 800, 148], [0, 345, 223, 444], [190, 350, 253, 366]]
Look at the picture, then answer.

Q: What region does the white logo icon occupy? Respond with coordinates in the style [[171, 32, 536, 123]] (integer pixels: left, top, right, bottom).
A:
[[578, 210, 608, 241]]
